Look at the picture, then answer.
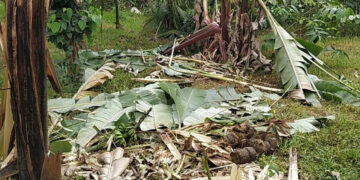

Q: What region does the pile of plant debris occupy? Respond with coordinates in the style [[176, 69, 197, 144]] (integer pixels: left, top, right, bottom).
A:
[[44, 11, 360, 179], [46, 1, 358, 179], [48, 63, 336, 179]]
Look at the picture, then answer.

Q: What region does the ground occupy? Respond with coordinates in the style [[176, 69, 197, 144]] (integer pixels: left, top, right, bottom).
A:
[[0, 3, 360, 179]]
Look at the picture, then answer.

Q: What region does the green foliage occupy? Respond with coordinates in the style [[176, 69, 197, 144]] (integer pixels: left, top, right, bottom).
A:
[[146, 0, 195, 37], [50, 140, 72, 154], [47, 0, 101, 56], [269, 0, 359, 40], [118, 0, 150, 9], [112, 113, 140, 147]]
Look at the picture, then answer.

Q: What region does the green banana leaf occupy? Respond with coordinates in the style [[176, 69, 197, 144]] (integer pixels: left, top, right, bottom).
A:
[[257, 0, 322, 102], [48, 93, 116, 113], [159, 83, 207, 127], [311, 75, 360, 106], [295, 38, 323, 57], [136, 100, 174, 131], [76, 99, 135, 147]]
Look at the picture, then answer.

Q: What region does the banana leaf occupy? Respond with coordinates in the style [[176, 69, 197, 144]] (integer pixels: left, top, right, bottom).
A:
[[48, 93, 117, 113], [76, 99, 135, 147], [136, 100, 174, 131], [73, 63, 115, 99], [311, 75, 360, 106], [257, 0, 322, 102], [159, 83, 207, 127]]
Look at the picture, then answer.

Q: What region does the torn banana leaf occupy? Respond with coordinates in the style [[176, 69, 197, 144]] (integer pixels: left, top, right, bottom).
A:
[[48, 93, 117, 113], [284, 115, 336, 135], [77, 49, 155, 71], [136, 100, 174, 131], [183, 107, 230, 126], [257, 0, 322, 102], [159, 83, 243, 126], [311, 75, 360, 106], [159, 83, 207, 127], [73, 63, 115, 99], [256, 115, 335, 136], [76, 99, 135, 147], [98, 148, 130, 179], [118, 83, 168, 107]]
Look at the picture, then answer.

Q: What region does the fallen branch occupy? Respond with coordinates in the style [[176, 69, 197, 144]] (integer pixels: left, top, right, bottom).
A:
[[166, 38, 282, 93], [288, 148, 299, 180], [131, 78, 190, 83]]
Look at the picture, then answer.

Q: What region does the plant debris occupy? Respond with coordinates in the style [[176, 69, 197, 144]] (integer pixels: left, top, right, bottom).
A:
[[227, 123, 279, 164]]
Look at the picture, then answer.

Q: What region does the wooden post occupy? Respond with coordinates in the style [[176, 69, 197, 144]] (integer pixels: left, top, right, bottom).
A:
[[115, 0, 120, 29], [4, 0, 48, 179], [101, 0, 104, 32]]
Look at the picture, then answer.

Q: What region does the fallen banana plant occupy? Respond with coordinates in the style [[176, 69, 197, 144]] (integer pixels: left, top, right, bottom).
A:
[[166, 39, 282, 93], [257, 0, 359, 105], [257, 0, 320, 101]]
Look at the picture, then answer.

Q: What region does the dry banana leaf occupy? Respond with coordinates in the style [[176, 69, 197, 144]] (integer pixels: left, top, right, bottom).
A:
[[98, 148, 130, 180], [0, 71, 13, 160], [73, 63, 115, 99], [46, 46, 62, 95], [159, 132, 182, 160]]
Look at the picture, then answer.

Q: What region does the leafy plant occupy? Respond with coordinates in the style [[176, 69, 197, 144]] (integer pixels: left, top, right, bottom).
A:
[[324, 45, 350, 60], [112, 117, 139, 147], [268, 0, 358, 40], [47, 0, 101, 61], [145, 0, 195, 37]]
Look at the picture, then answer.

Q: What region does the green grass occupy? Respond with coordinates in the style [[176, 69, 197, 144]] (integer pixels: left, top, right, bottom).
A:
[[256, 38, 360, 179], [86, 9, 167, 51]]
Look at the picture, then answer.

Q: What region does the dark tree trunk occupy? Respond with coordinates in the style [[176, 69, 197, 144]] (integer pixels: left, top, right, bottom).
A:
[[101, 0, 104, 32], [115, 0, 120, 29], [4, 0, 48, 179]]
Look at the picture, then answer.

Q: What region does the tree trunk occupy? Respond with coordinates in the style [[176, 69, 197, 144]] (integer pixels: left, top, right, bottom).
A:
[[115, 0, 120, 29], [101, 0, 104, 32], [4, 0, 48, 179]]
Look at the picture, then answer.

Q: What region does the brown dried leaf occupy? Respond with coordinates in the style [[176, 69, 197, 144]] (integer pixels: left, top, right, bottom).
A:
[[73, 63, 115, 99], [159, 132, 182, 160], [98, 148, 130, 180]]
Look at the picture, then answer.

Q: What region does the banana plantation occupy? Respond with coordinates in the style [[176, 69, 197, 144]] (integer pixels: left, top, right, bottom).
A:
[[0, 0, 360, 179]]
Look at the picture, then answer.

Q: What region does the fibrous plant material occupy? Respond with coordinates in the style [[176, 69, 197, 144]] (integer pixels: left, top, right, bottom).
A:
[[226, 123, 279, 164], [98, 148, 130, 179], [227, 0, 271, 73], [288, 148, 299, 180], [46, 45, 62, 95], [3, 0, 49, 179], [0, 72, 13, 160], [163, 22, 222, 55], [163, 0, 271, 72]]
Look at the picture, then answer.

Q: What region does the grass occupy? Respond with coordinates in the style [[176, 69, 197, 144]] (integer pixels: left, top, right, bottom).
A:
[[257, 38, 360, 179], [0, 2, 359, 179]]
